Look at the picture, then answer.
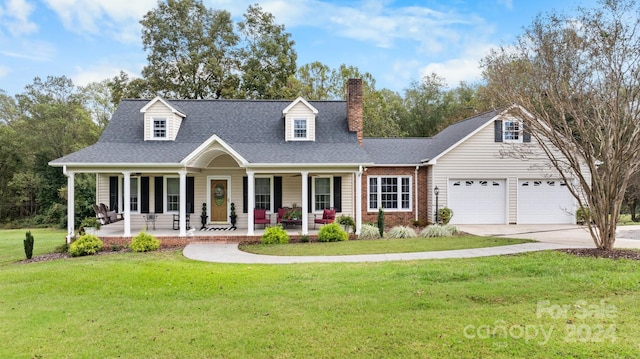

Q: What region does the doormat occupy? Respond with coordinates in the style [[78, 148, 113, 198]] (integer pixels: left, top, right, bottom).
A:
[[199, 227, 237, 231]]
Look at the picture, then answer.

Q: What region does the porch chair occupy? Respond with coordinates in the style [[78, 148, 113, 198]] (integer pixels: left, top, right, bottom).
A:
[[254, 209, 271, 228], [314, 208, 336, 229], [92, 204, 108, 225], [144, 213, 157, 230]]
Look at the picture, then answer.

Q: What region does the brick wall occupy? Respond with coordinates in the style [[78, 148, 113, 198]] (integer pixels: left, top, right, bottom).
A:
[[361, 166, 430, 228], [347, 78, 363, 146]]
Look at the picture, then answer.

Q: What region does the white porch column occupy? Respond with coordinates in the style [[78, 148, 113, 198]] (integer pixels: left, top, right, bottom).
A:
[[355, 167, 363, 235], [301, 171, 309, 235], [65, 168, 74, 243], [123, 171, 131, 237], [247, 171, 255, 235], [179, 170, 187, 237]]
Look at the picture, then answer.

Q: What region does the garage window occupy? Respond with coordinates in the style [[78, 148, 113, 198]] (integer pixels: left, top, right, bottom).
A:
[[368, 176, 411, 211], [504, 120, 523, 142]]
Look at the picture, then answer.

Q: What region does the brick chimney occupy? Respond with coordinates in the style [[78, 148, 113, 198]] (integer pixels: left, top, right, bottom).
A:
[[347, 78, 363, 146]]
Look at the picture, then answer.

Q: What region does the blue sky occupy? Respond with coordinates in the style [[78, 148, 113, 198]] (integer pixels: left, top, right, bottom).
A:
[[0, 0, 596, 97]]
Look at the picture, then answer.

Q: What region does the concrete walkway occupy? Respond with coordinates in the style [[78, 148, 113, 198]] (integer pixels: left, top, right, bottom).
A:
[[182, 242, 586, 264], [183, 224, 640, 264]]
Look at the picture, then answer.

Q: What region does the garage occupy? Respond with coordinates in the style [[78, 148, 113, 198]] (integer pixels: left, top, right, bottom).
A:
[[448, 179, 506, 224], [518, 179, 575, 224]]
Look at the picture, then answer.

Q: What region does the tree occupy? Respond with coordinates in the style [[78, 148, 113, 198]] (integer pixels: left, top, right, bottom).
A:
[[140, 0, 239, 99], [79, 79, 116, 130], [481, 0, 640, 249], [237, 4, 297, 99], [400, 73, 452, 137], [363, 89, 406, 137]]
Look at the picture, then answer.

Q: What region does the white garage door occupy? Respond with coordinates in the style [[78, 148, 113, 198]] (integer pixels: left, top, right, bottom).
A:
[[448, 179, 506, 224], [518, 179, 575, 224]]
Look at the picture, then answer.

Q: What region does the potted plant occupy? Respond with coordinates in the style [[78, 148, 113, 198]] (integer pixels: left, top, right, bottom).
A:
[[337, 215, 355, 233], [284, 207, 302, 220], [229, 202, 237, 229], [80, 217, 101, 235], [200, 203, 208, 230]]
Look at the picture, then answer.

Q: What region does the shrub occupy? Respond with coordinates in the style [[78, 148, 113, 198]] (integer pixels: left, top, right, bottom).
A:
[[24, 231, 34, 259], [69, 234, 103, 257], [261, 225, 290, 244], [420, 224, 456, 238], [130, 232, 160, 252], [318, 222, 348, 242], [386, 226, 418, 239], [377, 208, 385, 237], [299, 234, 310, 243], [437, 207, 453, 224], [336, 215, 356, 233], [576, 206, 591, 224], [358, 223, 381, 240], [53, 242, 69, 254], [80, 217, 101, 230], [443, 224, 458, 235]]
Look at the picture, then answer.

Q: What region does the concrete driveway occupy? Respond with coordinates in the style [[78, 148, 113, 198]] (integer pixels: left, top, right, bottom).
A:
[[456, 224, 640, 249]]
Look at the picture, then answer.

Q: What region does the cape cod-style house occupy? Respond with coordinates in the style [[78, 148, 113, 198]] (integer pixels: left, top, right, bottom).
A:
[[50, 79, 588, 242]]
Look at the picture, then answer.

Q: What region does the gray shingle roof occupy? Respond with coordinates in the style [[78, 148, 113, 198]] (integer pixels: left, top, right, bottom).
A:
[[50, 98, 501, 168], [51, 99, 371, 165], [363, 109, 500, 164]]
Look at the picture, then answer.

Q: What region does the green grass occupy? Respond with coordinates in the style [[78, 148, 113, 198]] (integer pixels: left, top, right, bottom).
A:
[[1, 229, 639, 358], [0, 228, 67, 265], [240, 235, 532, 256]]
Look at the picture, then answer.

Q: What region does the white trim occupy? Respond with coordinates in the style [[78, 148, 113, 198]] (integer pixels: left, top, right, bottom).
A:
[[282, 97, 319, 114], [206, 176, 232, 224], [254, 175, 274, 212], [181, 134, 248, 166], [164, 176, 180, 214], [140, 96, 186, 117], [311, 175, 333, 213], [291, 117, 310, 141], [366, 175, 412, 212]]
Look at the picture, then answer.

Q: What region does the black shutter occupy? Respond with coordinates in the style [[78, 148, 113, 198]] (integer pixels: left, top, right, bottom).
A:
[[494, 120, 503, 142], [308, 177, 312, 213], [274, 176, 282, 211], [141, 177, 149, 213], [242, 176, 248, 213], [333, 176, 342, 212], [154, 177, 164, 213], [523, 121, 531, 143], [109, 176, 118, 211], [187, 177, 195, 213]]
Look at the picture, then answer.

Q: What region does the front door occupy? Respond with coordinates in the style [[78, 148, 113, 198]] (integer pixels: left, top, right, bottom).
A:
[[210, 180, 228, 222]]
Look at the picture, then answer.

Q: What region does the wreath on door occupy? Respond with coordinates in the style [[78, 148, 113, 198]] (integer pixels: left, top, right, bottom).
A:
[[214, 184, 225, 206]]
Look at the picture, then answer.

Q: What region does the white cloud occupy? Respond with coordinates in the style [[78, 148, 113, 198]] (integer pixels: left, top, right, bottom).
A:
[[497, 0, 513, 10], [42, 0, 156, 43], [418, 43, 496, 87], [71, 63, 139, 86], [0, 0, 38, 36]]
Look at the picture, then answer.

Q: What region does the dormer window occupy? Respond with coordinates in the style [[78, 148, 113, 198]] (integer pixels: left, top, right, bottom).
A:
[[283, 97, 317, 142], [153, 117, 167, 139], [503, 120, 522, 143], [293, 118, 308, 139]]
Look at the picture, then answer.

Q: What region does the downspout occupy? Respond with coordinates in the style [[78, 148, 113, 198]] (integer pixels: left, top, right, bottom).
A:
[[414, 165, 419, 222], [355, 165, 363, 235]]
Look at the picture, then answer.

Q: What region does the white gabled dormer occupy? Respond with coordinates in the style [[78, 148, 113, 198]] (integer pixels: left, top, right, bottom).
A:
[[282, 97, 318, 142], [140, 96, 186, 141]]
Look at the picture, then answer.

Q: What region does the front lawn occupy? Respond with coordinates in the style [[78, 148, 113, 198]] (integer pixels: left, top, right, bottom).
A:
[[0, 229, 637, 358], [240, 235, 532, 256]]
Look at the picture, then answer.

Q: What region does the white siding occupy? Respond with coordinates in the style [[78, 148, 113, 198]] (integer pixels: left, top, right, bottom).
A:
[[143, 101, 182, 141], [432, 115, 590, 224], [284, 102, 315, 141]]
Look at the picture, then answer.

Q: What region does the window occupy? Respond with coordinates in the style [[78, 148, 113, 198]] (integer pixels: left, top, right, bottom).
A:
[[503, 120, 522, 142], [255, 177, 272, 211], [118, 177, 140, 212], [314, 177, 332, 211], [153, 117, 167, 138], [293, 118, 307, 139], [368, 176, 411, 211], [166, 177, 179, 212]]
